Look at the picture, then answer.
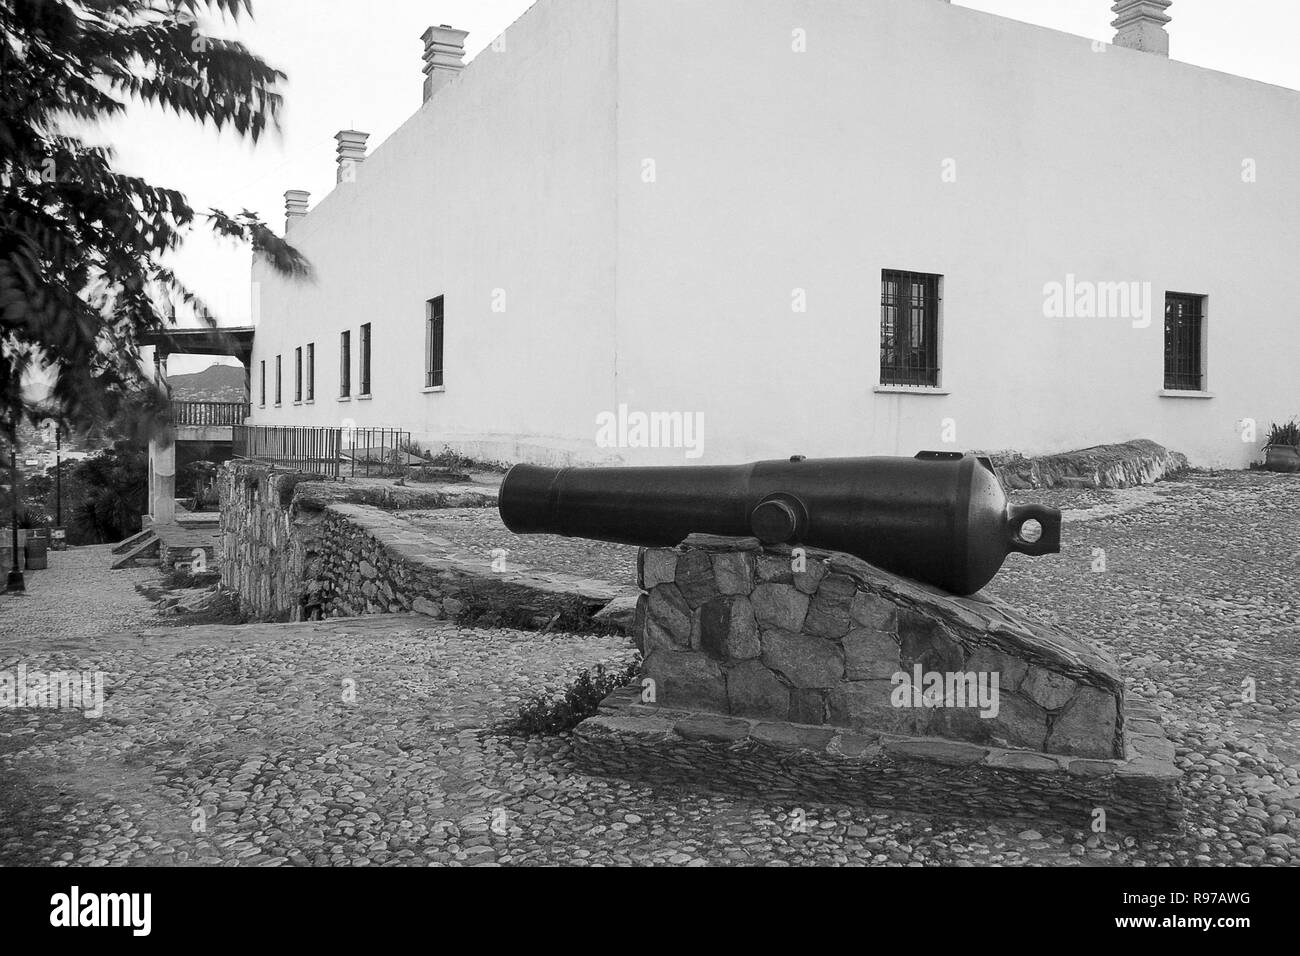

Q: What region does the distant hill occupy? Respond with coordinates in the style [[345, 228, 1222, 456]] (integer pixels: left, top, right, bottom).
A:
[[168, 365, 247, 402]]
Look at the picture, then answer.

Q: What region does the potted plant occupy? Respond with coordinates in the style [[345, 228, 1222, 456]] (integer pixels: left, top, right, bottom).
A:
[[1263, 419, 1300, 473]]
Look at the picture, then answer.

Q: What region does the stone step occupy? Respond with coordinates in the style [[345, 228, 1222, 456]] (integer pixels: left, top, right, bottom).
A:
[[110, 534, 160, 570], [111, 528, 156, 555]]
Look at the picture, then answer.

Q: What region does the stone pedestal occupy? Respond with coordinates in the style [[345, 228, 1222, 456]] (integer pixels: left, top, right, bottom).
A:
[[577, 535, 1183, 830]]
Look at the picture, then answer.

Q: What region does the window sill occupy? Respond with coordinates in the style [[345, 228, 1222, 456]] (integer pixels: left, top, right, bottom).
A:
[[1159, 389, 1214, 399], [274, 403, 282, 409], [422, 386, 446, 394], [305, 400, 315, 406], [357, 393, 373, 402], [874, 386, 951, 396], [338, 396, 351, 403], [293, 401, 302, 407]]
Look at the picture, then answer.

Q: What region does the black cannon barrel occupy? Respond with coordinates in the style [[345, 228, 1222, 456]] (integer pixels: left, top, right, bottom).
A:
[[498, 451, 1061, 596]]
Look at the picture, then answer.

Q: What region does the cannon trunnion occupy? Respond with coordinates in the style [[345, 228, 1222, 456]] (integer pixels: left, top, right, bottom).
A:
[[498, 451, 1061, 596]]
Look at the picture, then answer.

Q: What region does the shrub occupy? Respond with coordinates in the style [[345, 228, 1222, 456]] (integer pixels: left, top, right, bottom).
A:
[[498, 659, 642, 736], [429, 445, 510, 474], [454, 593, 625, 636], [1266, 420, 1300, 447], [162, 566, 222, 589]]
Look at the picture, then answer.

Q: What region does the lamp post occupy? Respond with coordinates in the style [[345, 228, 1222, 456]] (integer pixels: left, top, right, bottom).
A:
[[7, 445, 23, 592], [55, 425, 62, 526]]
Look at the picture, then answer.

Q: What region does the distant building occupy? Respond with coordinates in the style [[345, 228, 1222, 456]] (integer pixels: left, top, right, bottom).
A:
[[250, 0, 1299, 468]]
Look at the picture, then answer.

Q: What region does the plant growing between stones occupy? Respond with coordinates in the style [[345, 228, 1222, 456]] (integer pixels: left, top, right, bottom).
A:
[[498, 658, 641, 737], [454, 593, 626, 636]]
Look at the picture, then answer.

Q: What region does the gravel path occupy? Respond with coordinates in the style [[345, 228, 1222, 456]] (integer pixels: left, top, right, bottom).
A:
[[0, 471, 1297, 866], [0, 545, 161, 651]]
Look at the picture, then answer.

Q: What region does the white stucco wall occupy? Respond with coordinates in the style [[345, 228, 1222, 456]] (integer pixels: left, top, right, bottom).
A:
[[253, 0, 1299, 469], [614, 0, 1300, 468], [250, 0, 619, 465]]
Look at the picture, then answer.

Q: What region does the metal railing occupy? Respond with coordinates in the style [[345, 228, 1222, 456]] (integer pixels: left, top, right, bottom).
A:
[[232, 425, 414, 480], [233, 425, 342, 479], [172, 401, 251, 427], [344, 427, 414, 478]]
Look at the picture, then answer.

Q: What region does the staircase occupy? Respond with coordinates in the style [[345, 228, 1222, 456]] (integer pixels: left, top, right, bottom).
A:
[[111, 529, 161, 569]]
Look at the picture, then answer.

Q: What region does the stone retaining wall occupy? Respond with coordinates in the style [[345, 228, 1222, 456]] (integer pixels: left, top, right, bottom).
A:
[[219, 461, 620, 624], [580, 534, 1182, 829], [638, 535, 1125, 759]]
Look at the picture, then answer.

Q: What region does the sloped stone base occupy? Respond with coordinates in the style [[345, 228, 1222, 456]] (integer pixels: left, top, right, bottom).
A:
[[576, 688, 1183, 831], [638, 535, 1126, 760], [990, 439, 1189, 490]]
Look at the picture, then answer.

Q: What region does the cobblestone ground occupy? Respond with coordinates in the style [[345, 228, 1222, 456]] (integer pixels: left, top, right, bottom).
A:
[[0, 471, 1297, 866]]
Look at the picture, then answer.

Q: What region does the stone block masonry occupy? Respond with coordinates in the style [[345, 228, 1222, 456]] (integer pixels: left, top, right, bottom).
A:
[[578, 534, 1182, 830], [637, 535, 1126, 759], [219, 462, 620, 624]]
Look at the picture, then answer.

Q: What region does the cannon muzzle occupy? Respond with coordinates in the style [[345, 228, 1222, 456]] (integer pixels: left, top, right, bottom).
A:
[[499, 452, 1061, 596]]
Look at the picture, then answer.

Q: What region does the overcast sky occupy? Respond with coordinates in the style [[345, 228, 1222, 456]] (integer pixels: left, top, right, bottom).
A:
[[98, 0, 1299, 374]]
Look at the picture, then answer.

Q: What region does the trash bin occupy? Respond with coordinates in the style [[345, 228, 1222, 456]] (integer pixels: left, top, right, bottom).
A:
[[24, 535, 48, 571]]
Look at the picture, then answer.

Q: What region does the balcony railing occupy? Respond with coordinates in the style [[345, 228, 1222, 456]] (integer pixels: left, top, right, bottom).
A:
[[172, 401, 251, 427]]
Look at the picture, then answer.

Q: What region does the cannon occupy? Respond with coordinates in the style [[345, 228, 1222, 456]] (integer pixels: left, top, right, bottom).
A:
[[499, 451, 1061, 596]]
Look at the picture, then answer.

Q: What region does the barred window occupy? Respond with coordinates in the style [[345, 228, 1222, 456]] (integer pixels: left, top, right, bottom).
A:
[[294, 347, 303, 403], [426, 296, 445, 389], [259, 360, 266, 407], [340, 331, 351, 398], [880, 270, 941, 387], [360, 323, 372, 396], [306, 343, 315, 401], [274, 355, 282, 405], [1164, 293, 1205, 391]]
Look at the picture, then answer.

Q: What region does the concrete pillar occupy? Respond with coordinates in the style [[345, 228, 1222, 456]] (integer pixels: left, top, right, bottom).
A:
[[149, 435, 176, 524]]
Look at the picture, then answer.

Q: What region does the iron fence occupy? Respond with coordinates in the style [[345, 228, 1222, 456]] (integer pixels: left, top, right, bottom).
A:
[[344, 427, 414, 478], [233, 425, 342, 479], [232, 425, 415, 480]]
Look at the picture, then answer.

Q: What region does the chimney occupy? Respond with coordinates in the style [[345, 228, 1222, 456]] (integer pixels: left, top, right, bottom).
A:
[[284, 190, 310, 231], [335, 130, 369, 184], [1111, 0, 1172, 57], [422, 24, 469, 102]]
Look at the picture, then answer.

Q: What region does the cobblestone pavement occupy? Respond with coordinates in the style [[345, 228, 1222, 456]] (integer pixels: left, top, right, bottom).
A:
[[0, 471, 1297, 866]]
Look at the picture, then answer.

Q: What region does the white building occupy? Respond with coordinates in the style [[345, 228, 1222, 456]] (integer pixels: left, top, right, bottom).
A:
[[250, 0, 1300, 469]]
